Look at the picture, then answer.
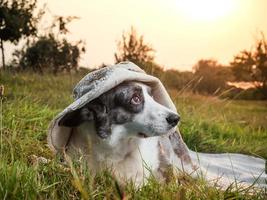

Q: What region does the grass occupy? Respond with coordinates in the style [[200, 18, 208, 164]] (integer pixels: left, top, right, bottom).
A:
[[0, 71, 267, 199]]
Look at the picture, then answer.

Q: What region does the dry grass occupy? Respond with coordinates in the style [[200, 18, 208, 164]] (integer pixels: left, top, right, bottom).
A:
[[0, 71, 266, 199]]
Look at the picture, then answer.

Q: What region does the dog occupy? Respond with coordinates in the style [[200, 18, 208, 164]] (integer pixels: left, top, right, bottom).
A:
[[54, 80, 267, 188], [58, 81, 184, 184], [48, 61, 267, 188]]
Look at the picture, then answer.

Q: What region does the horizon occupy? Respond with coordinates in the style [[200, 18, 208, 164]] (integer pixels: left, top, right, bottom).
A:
[[4, 0, 267, 71]]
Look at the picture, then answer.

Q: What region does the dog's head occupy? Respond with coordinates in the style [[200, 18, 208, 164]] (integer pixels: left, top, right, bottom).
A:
[[59, 82, 180, 139]]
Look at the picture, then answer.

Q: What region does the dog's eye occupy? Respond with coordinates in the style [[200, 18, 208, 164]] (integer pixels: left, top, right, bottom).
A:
[[131, 95, 141, 105]]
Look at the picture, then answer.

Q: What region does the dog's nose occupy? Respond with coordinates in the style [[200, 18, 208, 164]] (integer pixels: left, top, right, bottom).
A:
[[166, 114, 180, 127]]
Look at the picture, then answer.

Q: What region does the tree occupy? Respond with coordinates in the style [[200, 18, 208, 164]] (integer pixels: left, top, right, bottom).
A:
[[114, 27, 155, 67], [231, 50, 255, 82], [14, 16, 85, 74], [163, 70, 194, 90], [18, 35, 84, 74], [231, 34, 267, 97], [0, 0, 39, 69], [193, 59, 233, 94]]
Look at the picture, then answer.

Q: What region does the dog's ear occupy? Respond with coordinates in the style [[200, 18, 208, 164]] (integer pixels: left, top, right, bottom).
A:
[[58, 97, 112, 139], [58, 107, 94, 127], [88, 99, 111, 139]]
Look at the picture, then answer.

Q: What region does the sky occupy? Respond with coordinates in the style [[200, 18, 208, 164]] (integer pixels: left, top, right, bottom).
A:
[[4, 0, 267, 71]]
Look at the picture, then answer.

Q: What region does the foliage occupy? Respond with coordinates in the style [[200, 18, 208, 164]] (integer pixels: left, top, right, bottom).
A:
[[18, 35, 84, 74], [221, 87, 266, 100], [13, 16, 85, 74], [52, 16, 80, 35], [114, 27, 155, 68], [141, 61, 163, 76], [231, 50, 255, 81], [193, 59, 233, 94], [162, 69, 194, 91], [114, 28, 234, 96], [114, 27, 195, 92], [0, 71, 266, 199], [231, 34, 267, 97], [0, 0, 40, 69], [127, 61, 195, 91]]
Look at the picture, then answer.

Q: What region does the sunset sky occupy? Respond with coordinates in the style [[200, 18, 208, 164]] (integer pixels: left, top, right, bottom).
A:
[[5, 0, 267, 70]]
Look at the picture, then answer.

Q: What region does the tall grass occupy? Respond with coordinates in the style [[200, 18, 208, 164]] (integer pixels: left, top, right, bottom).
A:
[[0, 71, 266, 199]]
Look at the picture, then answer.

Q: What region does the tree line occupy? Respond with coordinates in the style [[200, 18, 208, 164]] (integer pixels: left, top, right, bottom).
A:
[[115, 27, 267, 100], [1, 0, 267, 100]]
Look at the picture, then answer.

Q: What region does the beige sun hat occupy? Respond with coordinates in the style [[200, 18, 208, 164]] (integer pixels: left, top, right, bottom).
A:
[[48, 61, 179, 153]]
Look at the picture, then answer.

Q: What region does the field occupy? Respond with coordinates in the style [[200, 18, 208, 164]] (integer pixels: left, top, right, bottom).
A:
[[0, 71, 267, 199]]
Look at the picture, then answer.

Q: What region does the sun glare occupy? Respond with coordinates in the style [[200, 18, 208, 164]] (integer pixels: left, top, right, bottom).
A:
[[176, 0, 236, 22]]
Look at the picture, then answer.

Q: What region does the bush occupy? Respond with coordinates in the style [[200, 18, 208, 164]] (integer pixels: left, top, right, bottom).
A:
[[192, 59, 234, 95], [17, 35, 84, 74], [221, 87, 266, 100]]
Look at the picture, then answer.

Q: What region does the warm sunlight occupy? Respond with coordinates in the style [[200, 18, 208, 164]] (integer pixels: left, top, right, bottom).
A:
[[4, 0, 267, 70], [176, 0, 236, 21], [2, 1, 267, 198]]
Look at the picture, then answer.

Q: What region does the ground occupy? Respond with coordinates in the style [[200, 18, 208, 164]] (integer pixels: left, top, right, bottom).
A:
[[0, 71, 266, 199]]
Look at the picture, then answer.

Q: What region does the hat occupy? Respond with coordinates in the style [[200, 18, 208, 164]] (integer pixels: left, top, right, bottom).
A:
[[48, 61, 179, 153]]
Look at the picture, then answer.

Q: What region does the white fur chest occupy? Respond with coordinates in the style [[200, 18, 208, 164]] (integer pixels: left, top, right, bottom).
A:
[[69, 123, 161, 184]]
